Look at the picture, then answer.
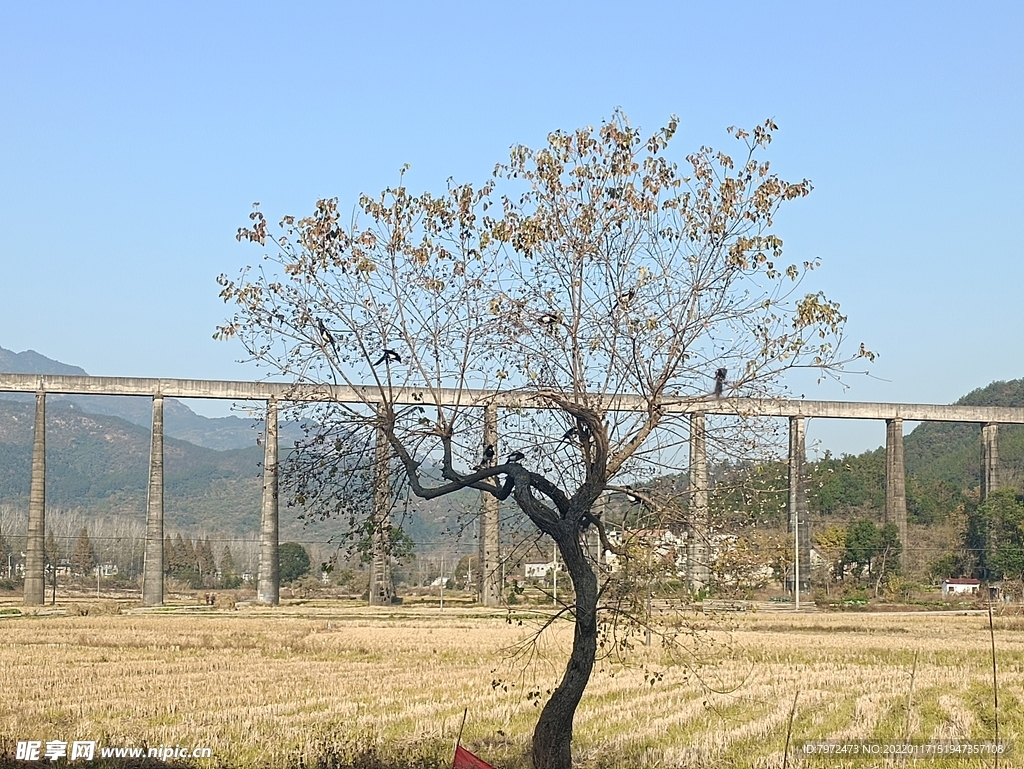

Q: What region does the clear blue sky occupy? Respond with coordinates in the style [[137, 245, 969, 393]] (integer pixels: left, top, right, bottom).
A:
[[2, 1, 1021, 456]]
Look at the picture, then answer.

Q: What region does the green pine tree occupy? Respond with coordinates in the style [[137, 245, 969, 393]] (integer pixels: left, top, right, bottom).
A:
[[172, 534, 192, 574], [196, 537, 217, 585], [71, 527, 96, 577], [45, 528, 60, 568], [218, 545, 240, 588]]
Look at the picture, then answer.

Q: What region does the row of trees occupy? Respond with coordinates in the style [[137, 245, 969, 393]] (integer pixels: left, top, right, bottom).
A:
[[711, 452, 967, 529], [815, 520, 901, 582], [0, 506, 316, 589], [164, 533, 241, 588], [954, 488, 1024, 582], [707, 451, 1024, 586], [699, 520, 902, 598]]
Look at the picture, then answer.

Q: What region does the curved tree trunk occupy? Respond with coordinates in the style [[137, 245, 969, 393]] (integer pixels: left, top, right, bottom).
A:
[[532, 531, 599, 769]]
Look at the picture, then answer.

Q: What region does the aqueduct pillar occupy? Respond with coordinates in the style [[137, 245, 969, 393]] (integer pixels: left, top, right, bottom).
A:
[[981, 423, 1001, 502], [885, 418, 908, 553], [257, 399, 280, 605], [368, 415, 394, 605], [687, 413, 709, 593], [142, 395, 165, 606], [788, 416, 811, 593], [478, 404, 501, 606], [24, 392, 46, 605]]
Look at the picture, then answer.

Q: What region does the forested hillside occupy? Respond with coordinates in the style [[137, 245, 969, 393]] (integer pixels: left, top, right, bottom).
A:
[[0, 398, 264, 534], [905, 379, 1024, 488], [808, 379, 1024, 524]]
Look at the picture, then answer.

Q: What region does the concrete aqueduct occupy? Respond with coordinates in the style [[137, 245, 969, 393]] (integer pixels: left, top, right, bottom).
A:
[[2, 373, 1023, 607]]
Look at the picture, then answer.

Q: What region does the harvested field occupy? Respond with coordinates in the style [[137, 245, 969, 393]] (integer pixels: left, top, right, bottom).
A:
[[1, 603, 1021, 768]]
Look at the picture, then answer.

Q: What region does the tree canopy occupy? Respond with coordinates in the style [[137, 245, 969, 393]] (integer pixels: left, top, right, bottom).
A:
[[967, 488, 1024, 581], [218, 112, 868, 769], [278, 541, 311, 584], [71, 527, 95, 577]]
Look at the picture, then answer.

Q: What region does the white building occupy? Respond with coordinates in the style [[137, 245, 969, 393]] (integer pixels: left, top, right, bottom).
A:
[[601, 529, 686, 574], [94, 563, 118, 578], [941, 578, 980, 597], [525, 562, 561, 579]]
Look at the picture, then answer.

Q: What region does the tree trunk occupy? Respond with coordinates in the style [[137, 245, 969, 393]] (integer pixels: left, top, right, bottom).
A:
[[532, 531, 598, 769]]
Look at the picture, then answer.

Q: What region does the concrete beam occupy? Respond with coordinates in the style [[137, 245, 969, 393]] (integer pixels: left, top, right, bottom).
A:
[[257, 400, 280, 605], [981, 423, 1001, 502], [142, 396, 164, 606], [885, 419, 908, 553], [3, 373, 1024, 424], [687, 413, 709, 594], [788, 416, 811, 594], [478, 405, 501, 607], [24, 392, 46, 605]]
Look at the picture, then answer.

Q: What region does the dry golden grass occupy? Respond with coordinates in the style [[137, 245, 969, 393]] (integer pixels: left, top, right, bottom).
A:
[[1, 603, 1021, 768]]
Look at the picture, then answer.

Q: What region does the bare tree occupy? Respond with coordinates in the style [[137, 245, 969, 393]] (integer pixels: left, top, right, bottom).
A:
[[218, 112, 869, 769]]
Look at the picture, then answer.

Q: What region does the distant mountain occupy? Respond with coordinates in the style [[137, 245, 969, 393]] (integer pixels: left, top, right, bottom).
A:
[[0, 345, 289, 450], [0, 395, 472, 551], [0, 347, 88, 377], [0, 397, 263, 534], [0, 345, 453, 550]]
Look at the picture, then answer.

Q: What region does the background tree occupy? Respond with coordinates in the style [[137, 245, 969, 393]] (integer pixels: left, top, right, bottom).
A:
[[219, 113, 868, 769], [278, 541, 311, 584], [170, 533, 201, 588], [354, 518, 416, 592], [196, 537, 217, 585], [709, 531, 781, 596], [219, 545, 241, 588], [815, 524, 847, 591], [70, 527, 96, 577], [928, 552, 965, 582], [875, 522, 902, 576], [0, 531, 9, 578], [843, 518, 879, 578], [971, 488, 1024, 581], [45, 528, 60, 571], [163, 534, 176, 575], [840, 519, 900, 587], [219, 544, 235, 573], [709, 461, 788, 529]]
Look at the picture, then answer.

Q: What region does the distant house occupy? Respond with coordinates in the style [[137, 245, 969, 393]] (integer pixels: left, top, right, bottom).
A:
[[603, 529, 685, 574], [94, 563, 118, 578], [941, 578, 980, 597], [525, 562, 561, 580]]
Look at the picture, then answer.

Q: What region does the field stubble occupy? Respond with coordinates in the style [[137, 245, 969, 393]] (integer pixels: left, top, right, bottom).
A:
[[1, 604, 1022, 768]]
